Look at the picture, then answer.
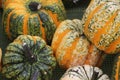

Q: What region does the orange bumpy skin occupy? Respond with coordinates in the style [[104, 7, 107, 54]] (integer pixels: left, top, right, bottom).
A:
[[51, 19, 103, 69]]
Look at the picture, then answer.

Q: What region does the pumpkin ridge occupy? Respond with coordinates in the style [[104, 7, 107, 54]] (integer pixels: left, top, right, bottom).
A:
[[84, 3, 105, 36], [23, 14, 29, 35], [52, 29, 70, 53], [92, 10, 119, 50], [60, 38, 79, 68], [6, 9, 15, 39], [2, 63, 24, 78]]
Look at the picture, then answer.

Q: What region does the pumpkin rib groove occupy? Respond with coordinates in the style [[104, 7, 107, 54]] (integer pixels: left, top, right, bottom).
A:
[[82, 66, 90, 79], [35, 63, 52, 79], [6, 9, 15, 39], [38, 11, 56, 45]]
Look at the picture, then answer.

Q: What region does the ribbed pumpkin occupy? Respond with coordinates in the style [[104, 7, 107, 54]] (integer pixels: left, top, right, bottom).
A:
[[111, 53, 120, 80], [3, 0, 66, 45], [0, 48, 2, 71], [60, 65, 110, 80], [82, 0, 120, 54], [2, 35, 56, 80], [51, 19, 104, 69]]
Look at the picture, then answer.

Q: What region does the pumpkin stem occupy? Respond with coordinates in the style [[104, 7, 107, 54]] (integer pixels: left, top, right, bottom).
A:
[[91, 71, 99, 80], [22, 43, 37, 63], [29, 2, 41, 11]]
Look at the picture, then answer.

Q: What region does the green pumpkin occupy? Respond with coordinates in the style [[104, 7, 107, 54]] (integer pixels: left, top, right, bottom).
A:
[[111, 53, 120, 80], [2, 35, 56, 80], [3, 0, 66, 45]]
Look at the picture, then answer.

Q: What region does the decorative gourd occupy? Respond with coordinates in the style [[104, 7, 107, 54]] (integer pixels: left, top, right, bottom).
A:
[[3, 0, 66, 45], [2, 35, 56, 80], [111, 53, 120, 80], [60, 65, 110, 80], [82, 0, 120, 54], [0, 48, 2, 71], [51, 19, 104, 69]]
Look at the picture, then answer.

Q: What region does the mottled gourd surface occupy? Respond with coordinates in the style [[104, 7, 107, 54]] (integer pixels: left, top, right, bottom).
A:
[[82, 0, 120, 54], [52, 19, 104, 69], [2, 35, 56, 80], [3, 0, 66, 45]]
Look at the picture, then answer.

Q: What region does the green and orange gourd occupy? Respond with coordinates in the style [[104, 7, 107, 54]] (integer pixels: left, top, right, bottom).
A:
[[82, 0, 120, 54], [2, 0, 66, 45], [1, 35, 56, 80], [51, 19, 105, 69]]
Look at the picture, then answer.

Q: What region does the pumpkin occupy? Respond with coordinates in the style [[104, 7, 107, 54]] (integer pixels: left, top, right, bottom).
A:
[[2, 0, 66, 45], [2, 35, 56, 80], [111, 53, 120, 80], [0, 48, 2, 71], [82, 0, 120, 54], [60, 65, 110, 80], [51, 19, 104, 69]]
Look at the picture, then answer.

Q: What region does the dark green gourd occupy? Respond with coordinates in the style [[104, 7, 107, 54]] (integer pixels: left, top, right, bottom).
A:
[[2, 35, 56, 80]]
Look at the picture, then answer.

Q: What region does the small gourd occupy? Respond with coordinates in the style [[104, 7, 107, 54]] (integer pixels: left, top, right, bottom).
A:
[[51, 19, 104, 69], [2, 35, 56, 80], [3, 0, 66, 45], [60, 65, 110, 80], [82, 0, 120, 54]]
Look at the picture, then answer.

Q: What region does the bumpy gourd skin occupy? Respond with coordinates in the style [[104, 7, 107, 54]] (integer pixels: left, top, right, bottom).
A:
[[2, 35, 56, 80], [52, 19, 103, 69], [82, 0, 120, 54], [3, 0, 66, 45]]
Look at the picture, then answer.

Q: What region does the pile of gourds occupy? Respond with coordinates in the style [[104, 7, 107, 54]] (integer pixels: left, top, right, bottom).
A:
[[0, 0, 119, 80]]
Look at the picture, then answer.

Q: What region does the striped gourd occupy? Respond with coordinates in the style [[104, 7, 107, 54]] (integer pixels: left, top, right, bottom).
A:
[[51, 19, 104, 69], [2, 35, 56, 80], [2, 0, 66, 45], [111, 53, 120, 80], [82, 0, 120, 54], [60, 65, 110, 80]]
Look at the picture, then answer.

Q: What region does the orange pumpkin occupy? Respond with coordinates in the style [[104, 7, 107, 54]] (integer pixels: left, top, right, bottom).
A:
[[51, 19, 105, 69], [82, 0, 120, 54]]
